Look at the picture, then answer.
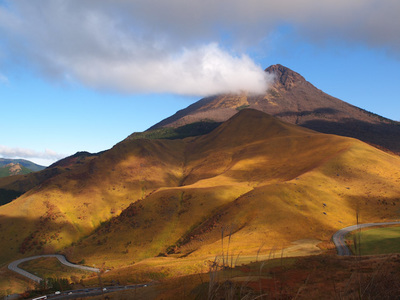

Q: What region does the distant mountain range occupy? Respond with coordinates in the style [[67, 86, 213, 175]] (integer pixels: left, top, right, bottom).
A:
[[0, 158, 45, 173], [147, 64, 400, 154], [0, 163, 33, 178]]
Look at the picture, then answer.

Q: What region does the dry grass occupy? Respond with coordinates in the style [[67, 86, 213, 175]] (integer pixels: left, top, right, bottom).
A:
[[0, 266, 35, 297], [18, 257, 92, 282]]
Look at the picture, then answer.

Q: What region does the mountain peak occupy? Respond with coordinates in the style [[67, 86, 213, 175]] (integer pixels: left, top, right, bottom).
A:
[[143, 63, 400, 154], [265, 64, 306, 90]]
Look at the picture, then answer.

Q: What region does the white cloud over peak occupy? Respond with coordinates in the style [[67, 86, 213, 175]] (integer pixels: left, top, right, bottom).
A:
[[0, 0, 399, 96], [72, 44, 272, 95]]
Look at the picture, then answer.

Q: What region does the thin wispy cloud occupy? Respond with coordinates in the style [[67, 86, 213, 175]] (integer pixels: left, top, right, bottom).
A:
[[0, 145, 65, 162], [0, 73, 8, 85], [0, 0, 398, 96]]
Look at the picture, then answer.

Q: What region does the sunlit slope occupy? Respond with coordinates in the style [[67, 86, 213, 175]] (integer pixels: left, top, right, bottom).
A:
[[0, 138, 186, 265], [181, 139, 400, 258], [67, 109, 400, 268], [181, 146, 400, 258]]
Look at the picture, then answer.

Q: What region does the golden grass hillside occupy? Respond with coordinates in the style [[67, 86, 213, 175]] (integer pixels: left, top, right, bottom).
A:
[[68, 110, 399, 272], [1, 109, 400, 289]]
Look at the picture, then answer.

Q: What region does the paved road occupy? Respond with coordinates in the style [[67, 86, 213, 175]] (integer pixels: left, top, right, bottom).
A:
[[8, 254, 99, 283], [332, 221, 400, 256], [40, 284, 150, 299]]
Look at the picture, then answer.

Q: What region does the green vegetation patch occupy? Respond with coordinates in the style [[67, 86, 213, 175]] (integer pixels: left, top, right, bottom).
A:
[[0, 169, 10, 178], [236, 104, 250, 111], [129, 121, 221, 140], [347, 225, 400, 255]]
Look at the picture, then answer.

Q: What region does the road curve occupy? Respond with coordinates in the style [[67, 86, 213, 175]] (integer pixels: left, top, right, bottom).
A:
[[8, 254, 99, 283], [332, 221, 400, 256]]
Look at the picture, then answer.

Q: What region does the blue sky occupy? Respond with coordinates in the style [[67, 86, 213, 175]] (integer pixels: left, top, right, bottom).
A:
[[1, 0, 399, 166]]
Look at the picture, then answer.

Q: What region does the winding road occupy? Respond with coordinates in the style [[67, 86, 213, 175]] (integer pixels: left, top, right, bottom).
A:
[[8, 222, 400, 283], [8, 254, 99, 283], [8, 255, 151, 299], [332, 221, 400, 256]]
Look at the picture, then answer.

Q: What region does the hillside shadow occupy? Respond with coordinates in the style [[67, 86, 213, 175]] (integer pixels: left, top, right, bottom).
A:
[[0, 189, 23, 206], [270, 107, 400, 154], [301, 119, 400, 153]]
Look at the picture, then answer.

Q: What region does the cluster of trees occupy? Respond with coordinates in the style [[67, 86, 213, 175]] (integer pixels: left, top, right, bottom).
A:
[[37, 277, 71, 292]]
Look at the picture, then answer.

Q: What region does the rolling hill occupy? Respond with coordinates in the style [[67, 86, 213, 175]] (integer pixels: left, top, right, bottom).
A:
[[148, 64, 400, 154], [1, 109, 400, 283]]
